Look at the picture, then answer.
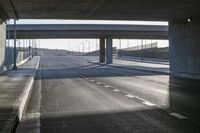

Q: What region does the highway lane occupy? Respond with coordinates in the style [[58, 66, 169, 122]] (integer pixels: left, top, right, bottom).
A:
[[17, 56, 200, 133], [79, 56, 200, 123]]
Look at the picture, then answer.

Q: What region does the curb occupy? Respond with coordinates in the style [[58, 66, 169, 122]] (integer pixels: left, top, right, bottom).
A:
[[16, 56, 32, 67], [17, 57, 40, 121], [11, 56, 40, 133]]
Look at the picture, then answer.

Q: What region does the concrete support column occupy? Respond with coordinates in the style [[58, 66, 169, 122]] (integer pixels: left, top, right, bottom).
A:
[[169, 17, 200, 79], [0, 21, 6, 74], [99, 38, 105, 63], [106, 37, 113, 64]]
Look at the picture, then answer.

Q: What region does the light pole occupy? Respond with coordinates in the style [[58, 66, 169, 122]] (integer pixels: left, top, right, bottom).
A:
[[96, 39, 98, 51], [29, 39, 31, 60], [128, 40, 130, 51], [89, 41, 90, 56], [141, 39, 144, 60], [119, 39, 122, 50], [13, 19, 17, 70], [82, 42, 84, 56], [7, 20, 10, 48], [32, 39, 34, 57], [23, 39, 25, 60], [86, 40, 90, 56]]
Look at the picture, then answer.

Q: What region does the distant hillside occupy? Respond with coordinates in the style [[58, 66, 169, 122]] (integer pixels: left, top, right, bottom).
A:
[[34, 48, 83, 56]]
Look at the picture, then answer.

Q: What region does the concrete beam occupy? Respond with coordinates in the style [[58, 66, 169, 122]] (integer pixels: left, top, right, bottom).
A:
[[106, 37, 113, 64], [169, 17, 200, 80], [7, 24, 168, 39], [99, 38, 105, 63]]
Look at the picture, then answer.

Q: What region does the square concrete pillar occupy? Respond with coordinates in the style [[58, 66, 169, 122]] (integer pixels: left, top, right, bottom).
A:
[[99, 38, 105, 63], [169, 17, 200, 79], [106, 37, 113, 64], [0, 22, 6, 74]]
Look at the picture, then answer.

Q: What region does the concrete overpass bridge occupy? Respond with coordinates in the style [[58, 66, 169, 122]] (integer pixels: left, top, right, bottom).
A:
[[0, 0, 200, 79], [7, 24, 168, 39], [6, 24, 168, 67], [0, 1, 200, 132]]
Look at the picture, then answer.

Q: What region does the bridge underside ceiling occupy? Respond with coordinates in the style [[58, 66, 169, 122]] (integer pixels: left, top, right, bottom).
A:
[[0, 0, 200, 21]]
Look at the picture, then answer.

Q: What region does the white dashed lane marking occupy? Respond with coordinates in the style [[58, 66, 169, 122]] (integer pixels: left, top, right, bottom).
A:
[[142, 101, 156, 106], [104, 85, 111, 88], [113, 89, 121, 92], [169, 112, 188, 119], [78, 73, 190, 121], [169, 84, 182, 88], [96, 82, 102, 85], [125, 94, 136, 98]]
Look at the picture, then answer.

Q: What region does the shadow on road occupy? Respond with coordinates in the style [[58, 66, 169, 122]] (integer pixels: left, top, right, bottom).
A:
[[19, 108, 200, 133]]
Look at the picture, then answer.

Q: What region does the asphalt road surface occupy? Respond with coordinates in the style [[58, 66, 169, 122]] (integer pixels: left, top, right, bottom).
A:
[[17, 56, 200, 133]]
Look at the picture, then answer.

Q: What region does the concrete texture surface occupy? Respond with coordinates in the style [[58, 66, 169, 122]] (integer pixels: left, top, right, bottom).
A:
[[0, 0, 199, 81], [169, 18, 200, 80], [7, 24, 168, 39], [0, 56, 40, 133], [4, 48, 31, 70], [106, 37, 113, 64], [116, 56, 169, 65], [0, 22, 6, 74], [0, 0, 199, 20], [16, 56, 200, 133]]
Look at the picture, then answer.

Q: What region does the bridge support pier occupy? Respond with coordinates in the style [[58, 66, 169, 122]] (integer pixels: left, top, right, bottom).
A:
[[0, 22, 6, 74], [169, 17, 200, 79], [99, 38, 105, 63], [106, 37, 113, 64]]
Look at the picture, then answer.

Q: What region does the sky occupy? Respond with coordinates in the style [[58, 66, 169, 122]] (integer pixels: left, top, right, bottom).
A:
[[7, 19, 169, 52]]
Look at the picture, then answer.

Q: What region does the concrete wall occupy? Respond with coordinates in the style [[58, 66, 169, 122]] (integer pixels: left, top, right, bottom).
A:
[[169, 18, 200, 79], [0, 22, 30, 73], [4, 48, 31, 69], [0, 22, 6, 74]]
